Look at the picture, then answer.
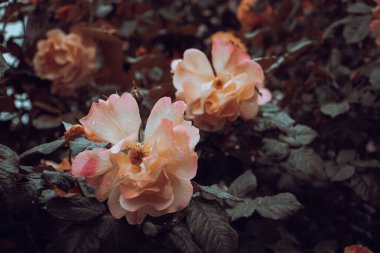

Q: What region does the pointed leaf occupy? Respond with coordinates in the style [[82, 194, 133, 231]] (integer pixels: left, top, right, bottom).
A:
[[0, 144, 19, 173], [20, 139, 66, 159], [47, 196, 107, 222], [252, 193, 302, 220], [228, 170, 257, 198], [186, 198, 238, 253], [168, 224, 202, 253]]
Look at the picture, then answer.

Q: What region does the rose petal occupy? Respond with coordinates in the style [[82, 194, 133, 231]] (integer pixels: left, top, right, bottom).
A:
[[172, 49, 214, 92], [125, 210, 147, 225], [80, 93, 141, 144], [239, 99, 259, 120], [258, 87, 272, 105], [211, 38, 251, 77], [108, 187, 127, 219], [163, 174, 193, 213], [71, 148, 112, 178]]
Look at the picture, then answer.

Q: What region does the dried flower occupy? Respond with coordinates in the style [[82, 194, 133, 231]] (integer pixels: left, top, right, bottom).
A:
[[33, 29, 96, 95], [236, 0, 272, 31], [370, 0, 380, 45], [171, 38, 271, 131], [71, 93, 200, 224]]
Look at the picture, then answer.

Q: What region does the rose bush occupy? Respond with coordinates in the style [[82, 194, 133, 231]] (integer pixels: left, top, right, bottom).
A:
[[70, 93, 199, 224]]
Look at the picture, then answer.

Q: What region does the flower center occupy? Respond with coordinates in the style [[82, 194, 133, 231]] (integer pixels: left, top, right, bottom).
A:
[[212, 78, 224, 89], [129, 143, 149, 166]]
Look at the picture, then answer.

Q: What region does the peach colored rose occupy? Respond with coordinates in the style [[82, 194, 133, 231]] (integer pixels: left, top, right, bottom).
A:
[[236, 0, 272, 31], [71, 93, 200, 224], [370, 0, 380, 45], [33, 29, 96, 95], [171, 38, 271, 132]]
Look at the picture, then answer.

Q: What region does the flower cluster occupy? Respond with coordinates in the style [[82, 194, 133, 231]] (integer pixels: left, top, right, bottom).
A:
[[71, 93, 199, 224], [370, 0, 380, 45], [33, 29, 96, 95], [171, 37, 271, 131], [64, 27, 269, 224]]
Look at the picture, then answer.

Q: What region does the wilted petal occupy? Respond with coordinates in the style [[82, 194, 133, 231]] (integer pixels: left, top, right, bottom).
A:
[[80, 93, 141, 144]]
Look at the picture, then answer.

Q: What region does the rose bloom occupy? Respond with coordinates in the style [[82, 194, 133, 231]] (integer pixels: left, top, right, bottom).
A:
[[236, 0, 272, 31], [370, 0, 380, 46], [71, 93, 200, 224], [171, 38, 271, 131], [33, 29, 96, 95]]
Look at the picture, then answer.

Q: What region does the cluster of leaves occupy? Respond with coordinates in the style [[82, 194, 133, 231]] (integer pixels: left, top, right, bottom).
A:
[[1, 0, 380, 252]]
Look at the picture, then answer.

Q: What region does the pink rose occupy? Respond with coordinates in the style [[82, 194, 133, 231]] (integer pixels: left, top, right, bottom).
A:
[[370, 0, 380, 45], [171, 38, 271, 132], [33, 29, 96, 95], [71, 93, 200, 224]]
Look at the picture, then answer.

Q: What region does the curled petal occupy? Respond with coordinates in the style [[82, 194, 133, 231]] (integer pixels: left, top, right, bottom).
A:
[[163, 174, 193, 213], [257, 88, 272, 105], [119, 172, 174, 212], [211, 38, 251, 77], [172, 49, 214, 92], [80, 93, 141, 144], [145, 97, 185, 141], [145, 98, 199, 151], [71, 148, 112, 178], [108, 187, 127, 219], [239, 99, 259, 120]]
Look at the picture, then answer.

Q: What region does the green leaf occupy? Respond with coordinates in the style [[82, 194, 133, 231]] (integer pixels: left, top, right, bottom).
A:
[[350, 159, 380, 169], [226, 198, 256, 221], [282, 148, 326, 180], [0, 54, 9, 77], [0, 144, 19, 173], [46, 223, 101, 253], [336, 149, 356, 163], [47, 196, 107, 222], [70, 137, 108, 157], [42, 170, 76, 192], [280, 124, 318, 146], [343, 15, 371, 44], [228, 170, 257, 198], [186, 198, 238, 253], [168, 224, 202, 253], [321, 101, 350, 118], [199, 184, 242, 202], [262, 138, 289, 161], [347, 2, 372, 14], [252, 193, 302, 220], [326, 164, 355, 182], [346, 173, 380, 204], [20, 139, 66, 160], [255, 112, 295, 132], [259, 103, 280, 113]]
